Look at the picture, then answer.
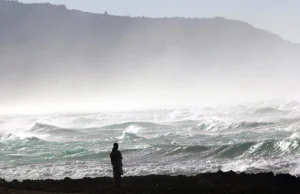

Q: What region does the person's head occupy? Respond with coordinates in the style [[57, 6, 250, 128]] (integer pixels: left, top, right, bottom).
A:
[[113, 143, 119, 150]]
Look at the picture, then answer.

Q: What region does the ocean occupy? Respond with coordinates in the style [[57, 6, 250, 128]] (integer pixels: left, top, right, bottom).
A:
[[1, 101, 300, 180]]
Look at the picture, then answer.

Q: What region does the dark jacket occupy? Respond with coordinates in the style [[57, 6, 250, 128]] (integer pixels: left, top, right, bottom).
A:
[[110, 149, 123, 168]]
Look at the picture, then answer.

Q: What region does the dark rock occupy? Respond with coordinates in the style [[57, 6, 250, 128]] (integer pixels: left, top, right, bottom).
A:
[[1, 172, 300, 193]]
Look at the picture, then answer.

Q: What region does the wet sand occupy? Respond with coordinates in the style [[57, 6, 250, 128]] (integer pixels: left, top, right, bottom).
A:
[[0, 171, 299, 194]]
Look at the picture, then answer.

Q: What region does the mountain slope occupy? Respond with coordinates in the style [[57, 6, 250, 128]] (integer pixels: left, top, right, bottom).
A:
[[0, 0, 299, 113]]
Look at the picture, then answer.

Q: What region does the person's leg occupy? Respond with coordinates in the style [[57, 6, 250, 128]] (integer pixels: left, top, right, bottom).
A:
[[113, 172, 121, 188], [115, 174, 121, 188]]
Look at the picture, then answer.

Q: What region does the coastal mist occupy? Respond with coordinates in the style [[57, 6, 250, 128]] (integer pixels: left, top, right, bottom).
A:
[[1, 0, 300, 182], [2, 101, 300, 179]]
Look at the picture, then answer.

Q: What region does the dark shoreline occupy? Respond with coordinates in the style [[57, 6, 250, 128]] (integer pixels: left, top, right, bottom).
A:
[[0, 171, 299, 194]]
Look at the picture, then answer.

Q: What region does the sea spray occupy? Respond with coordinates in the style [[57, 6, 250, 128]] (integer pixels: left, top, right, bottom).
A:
[[1, 102, 300, 179]]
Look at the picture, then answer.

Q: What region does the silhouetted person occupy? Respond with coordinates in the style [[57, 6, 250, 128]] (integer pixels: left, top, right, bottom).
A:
[[110, 143, 123, 187]]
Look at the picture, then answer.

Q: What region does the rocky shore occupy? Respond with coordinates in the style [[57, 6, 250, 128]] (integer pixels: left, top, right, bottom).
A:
[[0, 171, 299, 194]]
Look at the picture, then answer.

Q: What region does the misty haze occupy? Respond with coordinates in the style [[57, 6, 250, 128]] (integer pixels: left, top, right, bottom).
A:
[[1, 0, 300, 192], [1, 0, 300, 114]]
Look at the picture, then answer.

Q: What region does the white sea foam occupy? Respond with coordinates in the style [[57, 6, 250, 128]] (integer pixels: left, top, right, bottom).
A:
[[2, 101, 300, 179]]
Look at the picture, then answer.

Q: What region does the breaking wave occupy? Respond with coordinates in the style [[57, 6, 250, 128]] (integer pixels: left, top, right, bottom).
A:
[[2, 101, 300, 179], [30, 122, 83, 136]]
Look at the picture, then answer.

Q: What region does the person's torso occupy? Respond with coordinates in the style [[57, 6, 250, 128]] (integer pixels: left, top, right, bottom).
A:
[[110, 150, 122, 166]]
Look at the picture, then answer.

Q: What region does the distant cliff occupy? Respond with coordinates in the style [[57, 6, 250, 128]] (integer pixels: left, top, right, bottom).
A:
[[0, 0, 297, 64], [0, 0, 299, 111]]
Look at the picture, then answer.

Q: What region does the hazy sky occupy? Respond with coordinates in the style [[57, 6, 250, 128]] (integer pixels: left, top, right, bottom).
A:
[[19, 0, 300, 43]]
